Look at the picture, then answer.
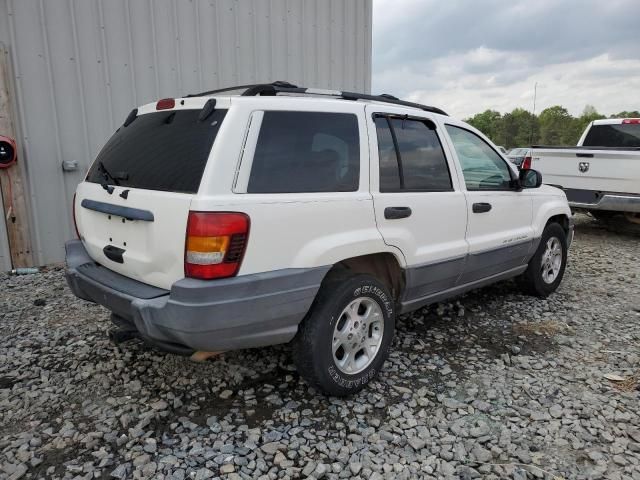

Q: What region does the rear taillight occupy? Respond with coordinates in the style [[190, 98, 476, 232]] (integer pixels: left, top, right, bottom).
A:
[[622, 119, 640, 124], [185, 212, 250, 280], [72, 193, 80, 239], [522, 155, 532, 169]]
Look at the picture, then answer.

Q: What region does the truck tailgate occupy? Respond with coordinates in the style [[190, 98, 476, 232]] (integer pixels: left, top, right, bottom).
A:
[[532, 148, 640, 195]]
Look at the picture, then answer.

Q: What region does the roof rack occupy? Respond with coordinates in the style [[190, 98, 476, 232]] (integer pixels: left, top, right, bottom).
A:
[[185, 81, 448, 116]]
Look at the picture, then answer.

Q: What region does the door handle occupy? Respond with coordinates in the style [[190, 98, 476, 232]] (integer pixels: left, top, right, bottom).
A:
[[384, 206, 412, 219], [472, 202, 492, 213], [103, 245, 125, 263]]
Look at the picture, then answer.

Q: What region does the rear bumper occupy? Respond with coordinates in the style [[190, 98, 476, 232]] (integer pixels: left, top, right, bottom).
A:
[[65, 240, 329, 353], [563, 188, 640, 213]]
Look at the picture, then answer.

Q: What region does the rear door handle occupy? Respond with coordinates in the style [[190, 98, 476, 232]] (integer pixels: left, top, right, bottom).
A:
[[384, 206, 412, 219], [472, 202, 492, 213], [103, 245, 125, 264]]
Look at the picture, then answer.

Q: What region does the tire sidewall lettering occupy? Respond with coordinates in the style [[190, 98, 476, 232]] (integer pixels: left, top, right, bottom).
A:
[[352, 284, 393, 316], [325, 282, 392, 389]]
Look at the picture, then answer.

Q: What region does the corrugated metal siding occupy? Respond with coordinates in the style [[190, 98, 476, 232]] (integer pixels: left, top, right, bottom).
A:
[[0, 0, 372, 268]]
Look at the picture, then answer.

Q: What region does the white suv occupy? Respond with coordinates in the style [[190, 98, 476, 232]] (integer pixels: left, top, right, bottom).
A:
[[66, 82, 573, 396]]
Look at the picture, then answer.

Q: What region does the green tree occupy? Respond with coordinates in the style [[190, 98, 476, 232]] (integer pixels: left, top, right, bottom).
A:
[[466, 110, 503, 143], [538, 106, 574, 145], [570, 105, 606, 144], [502, 108, 539, 148], [611, 110, 640, 118], [466, 105, 639, 149]]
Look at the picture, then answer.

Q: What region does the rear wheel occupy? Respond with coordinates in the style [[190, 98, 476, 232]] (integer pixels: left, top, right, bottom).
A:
[[517, 223, 568, 298], [292, 274, 395, 396]]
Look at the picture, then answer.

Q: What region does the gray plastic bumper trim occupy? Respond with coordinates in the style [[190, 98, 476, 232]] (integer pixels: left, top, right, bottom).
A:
[[65, 240, 330, 352]]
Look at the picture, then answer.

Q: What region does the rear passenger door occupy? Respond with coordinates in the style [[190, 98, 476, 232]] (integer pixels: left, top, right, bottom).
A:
[[366, 107, 468, 304]]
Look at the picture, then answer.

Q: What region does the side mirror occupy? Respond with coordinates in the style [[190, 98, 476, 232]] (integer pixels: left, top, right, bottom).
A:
[[519, 168, 542, 188]]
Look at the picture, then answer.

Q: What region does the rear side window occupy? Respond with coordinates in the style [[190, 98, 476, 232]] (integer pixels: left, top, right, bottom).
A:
[[247, 111, 360, 193], [87, 109, 227, 193], [374, 117, 401, 191], [583, 123, 640, 147], [374, 115, 452, 192]]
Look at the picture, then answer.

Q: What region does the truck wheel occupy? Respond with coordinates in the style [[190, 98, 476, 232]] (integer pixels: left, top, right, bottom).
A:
[[292, 274, 395, 396], [624, 213, 640, 225], [591, 211, 617, 222], [517, 223, 568, 298]]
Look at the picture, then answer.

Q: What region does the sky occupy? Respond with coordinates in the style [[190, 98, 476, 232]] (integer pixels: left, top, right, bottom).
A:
[[371, 0, 640, 119]]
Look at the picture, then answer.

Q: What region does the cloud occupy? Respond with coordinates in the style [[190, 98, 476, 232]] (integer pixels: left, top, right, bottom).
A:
[[372, 0, 640, 118]]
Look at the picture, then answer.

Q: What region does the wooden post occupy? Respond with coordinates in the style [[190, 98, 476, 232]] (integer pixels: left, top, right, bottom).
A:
[[0, 43, 34, 268]]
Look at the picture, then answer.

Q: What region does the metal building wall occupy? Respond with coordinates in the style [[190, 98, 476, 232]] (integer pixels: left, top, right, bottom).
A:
[[0, 0, 373, 269]]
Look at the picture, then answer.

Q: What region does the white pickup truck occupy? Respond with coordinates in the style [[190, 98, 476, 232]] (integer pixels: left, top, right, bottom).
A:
[[530, 118, 640, 223]]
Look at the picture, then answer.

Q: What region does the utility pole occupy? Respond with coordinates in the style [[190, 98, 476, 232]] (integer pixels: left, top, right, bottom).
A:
[[529, 82, 538, 145]]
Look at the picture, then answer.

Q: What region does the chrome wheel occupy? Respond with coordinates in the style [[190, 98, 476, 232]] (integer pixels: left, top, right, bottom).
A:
[[332, 297, 384, 375], [540, 236, 563, 284]]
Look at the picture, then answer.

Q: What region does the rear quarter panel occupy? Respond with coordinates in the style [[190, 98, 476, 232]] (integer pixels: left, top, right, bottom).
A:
[[189, 193, 403, 274]]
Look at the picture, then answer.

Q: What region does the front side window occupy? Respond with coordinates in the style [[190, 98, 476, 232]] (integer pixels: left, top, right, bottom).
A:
[[445, 125, 514, 190], [375, 115, 452, 192], [247, 111, 360, 193]]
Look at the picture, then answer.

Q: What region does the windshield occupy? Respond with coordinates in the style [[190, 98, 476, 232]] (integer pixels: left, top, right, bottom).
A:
[[582, 123, 640, 147], [86, 109, 227, 193]]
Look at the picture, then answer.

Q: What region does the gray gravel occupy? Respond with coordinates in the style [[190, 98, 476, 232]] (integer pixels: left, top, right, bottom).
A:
[[1, 214, 639, 480]]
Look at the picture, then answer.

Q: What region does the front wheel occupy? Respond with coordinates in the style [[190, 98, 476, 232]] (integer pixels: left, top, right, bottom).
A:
[[517, 223, 568, 298], [292, 274, 395, 396]]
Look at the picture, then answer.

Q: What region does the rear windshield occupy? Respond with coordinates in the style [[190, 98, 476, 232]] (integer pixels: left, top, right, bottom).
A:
[[86, 108, 227, 193], [582, 123, 640, 147]]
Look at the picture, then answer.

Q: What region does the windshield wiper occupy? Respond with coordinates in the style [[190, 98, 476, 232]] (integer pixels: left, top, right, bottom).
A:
[[98, 161, 121, 186]]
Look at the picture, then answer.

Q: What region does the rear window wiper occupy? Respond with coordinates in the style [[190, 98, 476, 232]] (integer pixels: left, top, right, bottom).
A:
[[98, 162, 129, 185], [98, 161, 120, 186]]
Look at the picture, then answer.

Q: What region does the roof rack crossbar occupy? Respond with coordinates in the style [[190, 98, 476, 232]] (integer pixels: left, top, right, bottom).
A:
[[185, 81, 447, 116], [339, 90, 447, 116], [184, 83, 264, 98]]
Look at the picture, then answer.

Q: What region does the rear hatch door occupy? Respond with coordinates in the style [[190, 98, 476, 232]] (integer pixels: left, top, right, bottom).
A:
[[75, 103, 227, 290]]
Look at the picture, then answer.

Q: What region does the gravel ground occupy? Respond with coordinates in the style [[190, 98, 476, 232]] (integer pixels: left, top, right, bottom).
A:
[[1, 214, 639, 480]]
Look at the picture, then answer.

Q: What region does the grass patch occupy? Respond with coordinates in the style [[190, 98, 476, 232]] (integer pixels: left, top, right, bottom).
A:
[[514, 320, 567, 336]]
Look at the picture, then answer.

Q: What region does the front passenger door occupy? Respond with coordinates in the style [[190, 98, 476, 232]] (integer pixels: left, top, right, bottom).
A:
[[444, 125, 535, 284]]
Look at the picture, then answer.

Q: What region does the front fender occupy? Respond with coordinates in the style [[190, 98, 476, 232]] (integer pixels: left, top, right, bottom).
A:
[[531, 191, 572, 238]]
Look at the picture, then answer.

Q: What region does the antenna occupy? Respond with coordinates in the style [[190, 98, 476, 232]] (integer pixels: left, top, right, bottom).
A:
[[529, 82, 538, 145]]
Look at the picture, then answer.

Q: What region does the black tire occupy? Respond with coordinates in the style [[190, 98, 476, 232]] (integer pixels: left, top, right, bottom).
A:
[[517, 223, 568, 298], [292, 273, 395, 396]]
